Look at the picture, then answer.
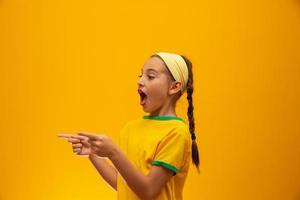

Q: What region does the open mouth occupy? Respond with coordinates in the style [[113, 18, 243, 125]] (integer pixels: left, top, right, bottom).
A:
[[138, 89, 147, 106]]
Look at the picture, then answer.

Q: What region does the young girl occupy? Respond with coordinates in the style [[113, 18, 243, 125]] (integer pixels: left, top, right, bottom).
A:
[[58, 52, 199, 200]]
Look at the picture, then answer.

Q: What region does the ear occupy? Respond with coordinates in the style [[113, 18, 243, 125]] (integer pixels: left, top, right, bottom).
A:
[[168, 81, 182, 95]]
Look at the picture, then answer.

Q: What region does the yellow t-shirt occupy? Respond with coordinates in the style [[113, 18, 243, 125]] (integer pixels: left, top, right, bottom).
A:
[[117, 115, 192, 200]]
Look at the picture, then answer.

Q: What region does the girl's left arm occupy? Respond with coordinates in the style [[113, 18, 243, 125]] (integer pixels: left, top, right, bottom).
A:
[[109, 146, 173, 200], [78, 132, 173, 200]]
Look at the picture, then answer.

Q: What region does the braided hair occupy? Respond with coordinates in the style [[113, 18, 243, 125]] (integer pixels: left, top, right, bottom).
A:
[[181, 55, 200, 171]]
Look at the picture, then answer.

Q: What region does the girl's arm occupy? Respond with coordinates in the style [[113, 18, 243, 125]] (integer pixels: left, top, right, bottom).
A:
[[109, 147, 173, 200], [89, 154, 118, 191], [78, 132, 174, 200]]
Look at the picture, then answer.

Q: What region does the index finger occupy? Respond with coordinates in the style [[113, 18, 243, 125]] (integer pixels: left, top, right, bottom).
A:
[[78, 132, 100, 141], [57, 133, 73, 139], [72, 134, 89, 140]]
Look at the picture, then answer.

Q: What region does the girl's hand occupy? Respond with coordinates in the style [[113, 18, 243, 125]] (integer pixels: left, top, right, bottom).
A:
[[77, 132, 117, 158], [57, 134, 91, 156]]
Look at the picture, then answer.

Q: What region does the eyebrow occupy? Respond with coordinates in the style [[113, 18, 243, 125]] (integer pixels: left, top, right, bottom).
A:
[[141, 68, 158, 73]]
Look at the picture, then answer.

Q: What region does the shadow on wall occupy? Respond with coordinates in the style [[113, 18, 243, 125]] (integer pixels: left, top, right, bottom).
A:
[[297, 0, 300, 8]]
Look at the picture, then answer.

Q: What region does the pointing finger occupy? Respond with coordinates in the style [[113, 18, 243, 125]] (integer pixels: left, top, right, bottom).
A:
[[78, 132, 101, 141], [72, 135, 89, 140], [57, 134, 73, 139]]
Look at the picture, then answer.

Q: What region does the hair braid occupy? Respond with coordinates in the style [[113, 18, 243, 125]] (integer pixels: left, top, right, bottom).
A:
[[182, 55, 200, 172]]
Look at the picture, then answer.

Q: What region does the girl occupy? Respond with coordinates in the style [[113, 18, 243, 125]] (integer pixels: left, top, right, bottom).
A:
[[58, 52, 199, 200]]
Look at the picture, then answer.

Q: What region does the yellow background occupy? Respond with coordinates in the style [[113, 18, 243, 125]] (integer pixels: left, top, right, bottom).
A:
[[1, 0, 300, 199]]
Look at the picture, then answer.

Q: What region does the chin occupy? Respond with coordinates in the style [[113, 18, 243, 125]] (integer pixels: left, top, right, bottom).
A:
[[142, 105, 153, 114], [142, 107, 150, 113]]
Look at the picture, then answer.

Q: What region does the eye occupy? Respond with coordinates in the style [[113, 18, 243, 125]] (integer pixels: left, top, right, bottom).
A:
[[138, 74, 155, 80], [147, 75, 155, 80]]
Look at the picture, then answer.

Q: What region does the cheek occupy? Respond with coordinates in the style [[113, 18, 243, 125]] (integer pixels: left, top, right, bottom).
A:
[[150, 84, 169, 99], [147, 78, 170, 100]]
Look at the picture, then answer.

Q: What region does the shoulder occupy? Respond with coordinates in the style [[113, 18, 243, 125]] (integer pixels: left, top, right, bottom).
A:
[[170, 121, 191, 141], [158, 122, 191, 148]]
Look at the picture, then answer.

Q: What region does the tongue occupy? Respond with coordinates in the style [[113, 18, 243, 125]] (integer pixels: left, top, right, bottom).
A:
[[140, 96, 147, 105]]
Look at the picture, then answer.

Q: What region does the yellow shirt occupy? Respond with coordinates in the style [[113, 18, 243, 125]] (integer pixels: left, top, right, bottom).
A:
[[117, 115, 192, 200]]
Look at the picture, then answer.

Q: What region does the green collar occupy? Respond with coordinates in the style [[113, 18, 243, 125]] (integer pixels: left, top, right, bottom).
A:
[[143, 115, 185, 122]]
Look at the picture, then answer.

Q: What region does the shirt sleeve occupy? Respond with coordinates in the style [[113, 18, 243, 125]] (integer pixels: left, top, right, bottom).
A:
[[151, 127, 190, 175]]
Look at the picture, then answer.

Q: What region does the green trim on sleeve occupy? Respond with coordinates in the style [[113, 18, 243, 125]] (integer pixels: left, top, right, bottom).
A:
[[152, 160, 179, 174]]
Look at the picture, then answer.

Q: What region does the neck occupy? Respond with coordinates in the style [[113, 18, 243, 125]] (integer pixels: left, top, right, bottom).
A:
[[149, 99, 177, 117]]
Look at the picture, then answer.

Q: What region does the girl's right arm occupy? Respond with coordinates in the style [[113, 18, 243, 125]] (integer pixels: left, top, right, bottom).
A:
[[88, 154, 117, 190]]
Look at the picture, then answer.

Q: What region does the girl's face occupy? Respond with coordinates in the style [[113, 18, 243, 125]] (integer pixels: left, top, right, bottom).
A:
[[137, 56, 178, 114]]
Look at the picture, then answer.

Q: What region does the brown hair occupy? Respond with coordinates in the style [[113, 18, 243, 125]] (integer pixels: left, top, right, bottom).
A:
[[151, 54, 200, 172]]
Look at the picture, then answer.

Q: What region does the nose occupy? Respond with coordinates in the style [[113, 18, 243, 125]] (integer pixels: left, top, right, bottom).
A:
[[137, 76, 145, 87]]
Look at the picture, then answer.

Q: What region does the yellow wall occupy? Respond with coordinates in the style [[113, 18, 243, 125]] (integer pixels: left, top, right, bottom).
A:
[[1, 0, 300, 199]]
